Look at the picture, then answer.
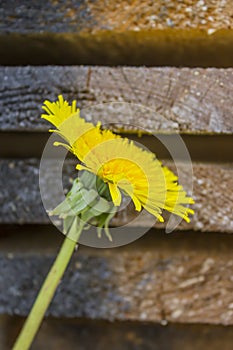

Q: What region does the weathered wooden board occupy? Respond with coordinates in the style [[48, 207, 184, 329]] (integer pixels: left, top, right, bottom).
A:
[[1, 1, 233, 66], [1, 0, 232, 33], [0, 159, 232, 232], [1, 230, 233, 325], [1, 66, 233, 134]]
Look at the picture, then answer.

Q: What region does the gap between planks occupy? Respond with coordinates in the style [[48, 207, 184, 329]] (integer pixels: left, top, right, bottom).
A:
[[2, 316, 233, 350], [0, 132, 232, 162], [1, 30, 233, 67]]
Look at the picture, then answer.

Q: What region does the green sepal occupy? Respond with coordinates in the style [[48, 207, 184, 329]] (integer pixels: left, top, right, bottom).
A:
[[79, 170, 97, 189], [81, 197, 111, 221], [64, 188, 98, 217], [66, 216, 85, 242], [67, 178, 83, 196], [50, 171, 116, 241], [96, 207, 117, 241], [63, 216, 75, 235], [49, 199, 71, 216], [67, 216, 79, 240]]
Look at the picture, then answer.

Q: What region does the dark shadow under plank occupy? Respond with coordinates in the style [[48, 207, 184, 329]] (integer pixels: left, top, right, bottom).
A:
[[1, 30, 233, 67], [4, 316, 233, 350], [0, 132, 233, 162]]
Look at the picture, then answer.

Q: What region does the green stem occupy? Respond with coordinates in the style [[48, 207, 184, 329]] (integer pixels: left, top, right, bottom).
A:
[[12, 231, 81, 350]]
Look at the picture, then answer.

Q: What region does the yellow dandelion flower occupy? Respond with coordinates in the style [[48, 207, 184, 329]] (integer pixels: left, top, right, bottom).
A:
[[42, 95, 194, 223], [42, 94, 78, 128], [42, 95, 119, 156]]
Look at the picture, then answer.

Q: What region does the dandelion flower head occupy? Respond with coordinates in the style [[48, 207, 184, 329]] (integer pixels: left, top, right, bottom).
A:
[[42, 95, 194, 223]]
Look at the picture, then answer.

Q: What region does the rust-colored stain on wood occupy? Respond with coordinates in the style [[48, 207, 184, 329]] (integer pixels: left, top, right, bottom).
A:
[[84, 0, 233, 33]]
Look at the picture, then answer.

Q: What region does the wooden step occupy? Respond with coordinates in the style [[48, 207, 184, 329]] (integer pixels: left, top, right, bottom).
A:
[[2, 0, 232, 33], [1, 1, 233, 66], [0, 159, 232, 233], [0, 228, 233, 325], [1, 66, 233, 134]]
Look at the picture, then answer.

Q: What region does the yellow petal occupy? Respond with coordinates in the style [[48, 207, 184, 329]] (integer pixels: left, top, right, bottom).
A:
[[131, 194, 142, 211], [108, 183, 121, 206], [76, 164, 90, 172]]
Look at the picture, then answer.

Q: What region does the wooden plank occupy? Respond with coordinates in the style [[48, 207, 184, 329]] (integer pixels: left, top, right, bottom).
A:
[[3, 317, 233, 350], [1, 1, 233, 66], [0, 159, 232, 233], [1, 231, 233, 325], [1, 0, 232, 33], [1, 66, 233, 134]]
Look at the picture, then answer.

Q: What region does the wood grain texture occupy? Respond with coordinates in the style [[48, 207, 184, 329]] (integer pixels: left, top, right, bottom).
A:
[[0, 159, 232, 233], [1, 0, 232, 33], [1, 66, 233, 134], [1, 233, 233, 325], [1, 2, 233, 66]]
